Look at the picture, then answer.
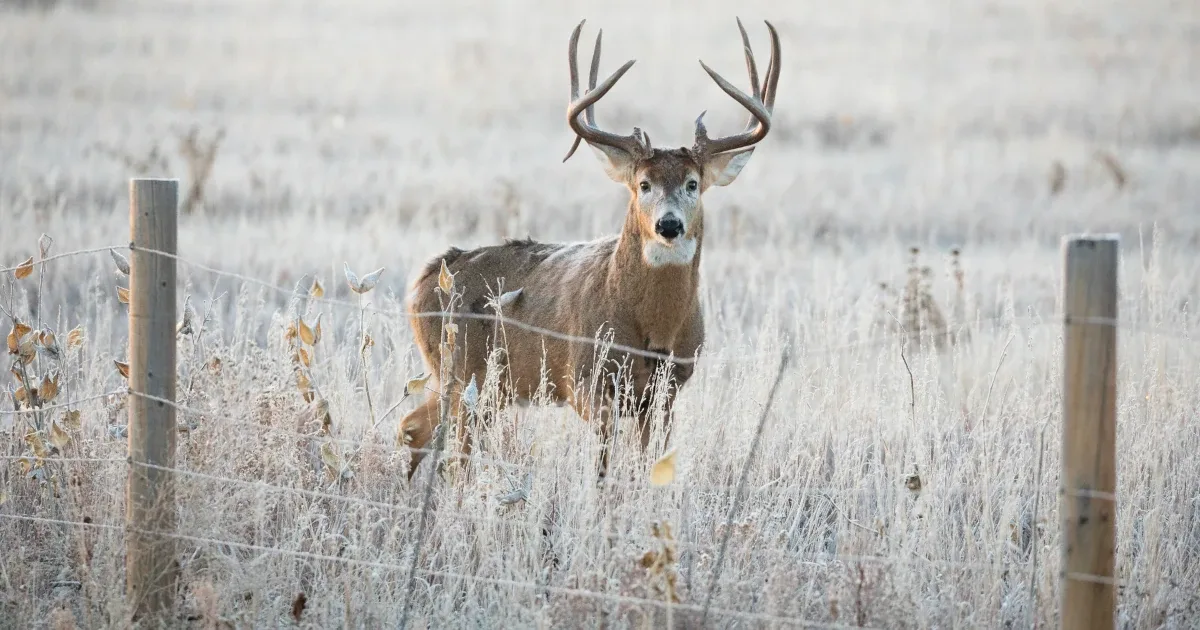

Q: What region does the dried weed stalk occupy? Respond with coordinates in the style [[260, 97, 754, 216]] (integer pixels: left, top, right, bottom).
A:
[[876, 246, 970, 352]]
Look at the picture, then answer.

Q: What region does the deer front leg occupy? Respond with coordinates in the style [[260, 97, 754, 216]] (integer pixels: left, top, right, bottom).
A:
[[399, 395, 441, 480]]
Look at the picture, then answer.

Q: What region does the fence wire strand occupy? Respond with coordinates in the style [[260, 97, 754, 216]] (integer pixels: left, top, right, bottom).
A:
[[0, 512, 880, 629], [3, 240, 1184, 620]]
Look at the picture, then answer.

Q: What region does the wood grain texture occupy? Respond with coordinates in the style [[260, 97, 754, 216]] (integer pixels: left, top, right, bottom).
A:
[[126, 178, 179, 623], [1061, 235, 1119, 630]]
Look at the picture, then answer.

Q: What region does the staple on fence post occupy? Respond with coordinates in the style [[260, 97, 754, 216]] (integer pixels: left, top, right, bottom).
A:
[[126, 177, 179, 623], [1060, 234, 1119, 630]]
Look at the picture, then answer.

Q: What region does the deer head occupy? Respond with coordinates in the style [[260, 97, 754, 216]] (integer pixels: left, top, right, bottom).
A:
[[562, 18, 781, 268]]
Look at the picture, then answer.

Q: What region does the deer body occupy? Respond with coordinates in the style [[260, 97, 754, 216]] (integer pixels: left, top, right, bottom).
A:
[[399, 19, 781, 480]]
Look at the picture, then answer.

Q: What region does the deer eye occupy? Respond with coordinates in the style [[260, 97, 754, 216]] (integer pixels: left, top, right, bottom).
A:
[[639, 181, 651, 193], [686, 180, 698, 192]]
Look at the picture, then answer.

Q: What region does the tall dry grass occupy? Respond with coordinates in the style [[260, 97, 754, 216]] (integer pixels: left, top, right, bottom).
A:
[[3, 0, 1200, 627]]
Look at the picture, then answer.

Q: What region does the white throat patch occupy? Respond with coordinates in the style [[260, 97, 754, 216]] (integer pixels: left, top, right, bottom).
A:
[[642, 236, 698, 268]]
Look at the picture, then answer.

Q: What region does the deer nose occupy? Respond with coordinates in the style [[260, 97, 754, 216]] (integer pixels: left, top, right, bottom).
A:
[[654, 216, 684, 240]]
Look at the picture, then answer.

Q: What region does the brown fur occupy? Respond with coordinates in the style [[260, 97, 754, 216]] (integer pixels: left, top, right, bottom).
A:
[[400, 149, 709, 480], [399, 17, 780, 480]]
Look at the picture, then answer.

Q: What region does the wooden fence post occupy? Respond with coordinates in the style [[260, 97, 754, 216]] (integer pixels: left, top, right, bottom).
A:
[[1060, 234, 1119, 629], [126, 178, 179, 622]]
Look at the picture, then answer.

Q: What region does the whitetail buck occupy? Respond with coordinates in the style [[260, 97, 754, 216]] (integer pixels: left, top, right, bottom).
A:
[[399, 18, 781, 480]]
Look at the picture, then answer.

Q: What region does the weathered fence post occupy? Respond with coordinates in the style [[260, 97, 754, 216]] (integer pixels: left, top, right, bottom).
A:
[[1060, 234, 1119, 629], [126, 178, 179, 622]]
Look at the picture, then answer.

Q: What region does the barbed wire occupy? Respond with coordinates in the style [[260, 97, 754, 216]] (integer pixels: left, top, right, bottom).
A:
[[0, 511, 882, 629], [0, 246, 121, 274], [0, 242, 1164, 623], [0, 391, 124, 416]]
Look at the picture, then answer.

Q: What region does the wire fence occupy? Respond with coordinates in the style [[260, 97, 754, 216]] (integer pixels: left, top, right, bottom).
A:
[[2, 241, 1190, 625]]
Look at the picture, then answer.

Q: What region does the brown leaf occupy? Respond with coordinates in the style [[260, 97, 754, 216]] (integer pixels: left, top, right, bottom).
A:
[[298, 318, 315, 345], [361, 334, 374, 353], [294, 347, 311, 367], [312, 314, 322, 344], [14, 386, 30, 405], [284, 321, 298, 344], [37, 328, 56, 350], [25, 429, 50, 458], [438, 259, 454, 294], [309, 278, 324, 298], [404, 373, 431, 397], [61, 410, 82, 431], [114, 360, 130, 379], [67, 326, 85, 349], [8, 320, 32, 355], [17, 337, 35, 365], [116, 286, 130, 304], [49, 421, 71, 449], [13, 256, 34, 280], [39, 371, 59, 402], [650, 449, 677, 486]]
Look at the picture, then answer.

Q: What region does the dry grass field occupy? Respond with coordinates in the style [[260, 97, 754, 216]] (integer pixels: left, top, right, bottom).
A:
[[2, 0, 1200, 627]]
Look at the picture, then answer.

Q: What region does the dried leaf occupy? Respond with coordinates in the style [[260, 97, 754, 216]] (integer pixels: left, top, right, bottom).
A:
[[114, 360, 130, 379], [110, 249, 130, 275], [355, 267, 384, 294], [38, 233, 54, 260], [13, 256, 34, 280], [445, 323, 458, 349], [116, 286, 130, 304], [25, 429, 50, 458], [17, 456, 35, 474], [37, 328, 56, 350], [284, 321, 298, 344], [649, 448, 677, 486], [360, 334, 374, 352], [62, 410, 82, 431], [207, 357, 222, 373], [17, 338, 35, 365], [298, 318, 315, 345], [296, 370, 314, 403], [67, 326, 84, 349], [404, 373, 431, 397], [49, 421, 71, 449], [312, 314, 322, 344], [343, 262, 360, 292], [295, 347, 311, 367], [310, 278, 324, 298], [8, 320, 32, 354], [437, 259, 454, 294], [14, 387, 30, 405], [319, 442, 342, 474], [39, 371, 59, 402]]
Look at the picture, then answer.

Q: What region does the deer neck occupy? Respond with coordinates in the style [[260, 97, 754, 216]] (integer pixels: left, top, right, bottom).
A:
[[607, 205, 703, 347]]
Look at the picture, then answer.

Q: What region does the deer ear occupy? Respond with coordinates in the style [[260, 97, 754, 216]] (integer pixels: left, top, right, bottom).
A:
[[589, 142, 636, 183], [703, 148, 755, 188]]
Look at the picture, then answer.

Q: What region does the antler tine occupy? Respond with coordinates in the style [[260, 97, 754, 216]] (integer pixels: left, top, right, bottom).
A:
[[562, 20, 647, 163], [563, 26, 605, 161], [736, 17, 761, 103], [693, 18, 781, 156]]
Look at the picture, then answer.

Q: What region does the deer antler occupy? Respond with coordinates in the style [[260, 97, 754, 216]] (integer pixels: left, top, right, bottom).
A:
[[563, 20, 652, 162], [692, 18, 782, 157]]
